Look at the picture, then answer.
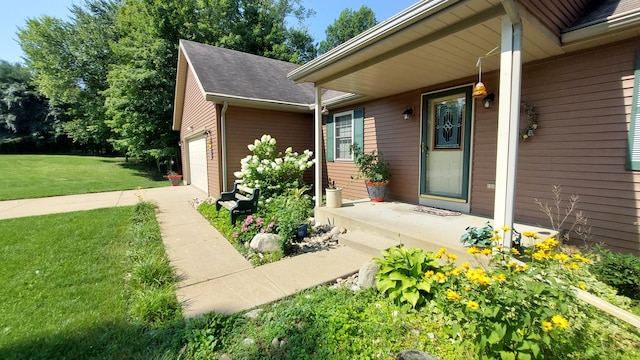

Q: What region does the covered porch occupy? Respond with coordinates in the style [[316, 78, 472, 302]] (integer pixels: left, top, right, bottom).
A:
[[316, 199, 553, 263]]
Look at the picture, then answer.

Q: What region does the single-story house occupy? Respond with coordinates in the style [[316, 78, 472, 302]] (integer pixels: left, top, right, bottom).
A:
[[173, 0, 640, 255]]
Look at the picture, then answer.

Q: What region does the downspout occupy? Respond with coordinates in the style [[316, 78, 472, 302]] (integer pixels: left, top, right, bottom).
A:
[[314, 87, 323, 208], [494, 0, 522, 247], [221, 101, 229, 191]]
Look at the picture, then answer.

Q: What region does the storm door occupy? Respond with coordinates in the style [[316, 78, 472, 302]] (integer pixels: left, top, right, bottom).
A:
[[419, 86, 472, 212]]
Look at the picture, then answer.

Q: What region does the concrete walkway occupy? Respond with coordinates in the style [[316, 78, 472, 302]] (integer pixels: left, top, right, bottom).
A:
[[0, 186, 372, 318]]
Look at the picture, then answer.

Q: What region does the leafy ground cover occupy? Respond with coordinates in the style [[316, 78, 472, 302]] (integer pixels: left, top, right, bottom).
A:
[[0, 204, 182, 359], [0, 154, 168, 200]]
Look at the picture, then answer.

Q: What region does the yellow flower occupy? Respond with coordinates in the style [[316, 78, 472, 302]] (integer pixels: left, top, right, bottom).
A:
[[466, 269, 491, 286], [467, 247, 480, 255], [489, 235, 502, 241], [542, 321, 554, 332], [464, 286, 471, 291], [466, 300, 480, 310], [481, 248, 493, 256], [507, 262, 518, 269], [461, 261, 470, 270], [577, 282, 587, 290], [532, 251, 548, 261], [451, 267, 462, 276], [435, 248, 446, 258], [425, 270, 434, 279], [523, 231, 537, 238], [446, 254, 458, 261], [511, 248, 521, 256], [492, 274, 507, 283], [435, 272, 447, 282], [446, 290, 461, 301], [563, 262, 579, 270], [554, 253, 570, 262], [573, 254, 591, 263], [516, 264, 529, 272], [496, 245, 504, 251], [552, 315, 569, 329], [502, 226, 511, 232]]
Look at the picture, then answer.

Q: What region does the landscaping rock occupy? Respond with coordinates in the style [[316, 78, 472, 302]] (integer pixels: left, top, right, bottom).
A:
[[250, 233, 280, 253], [329, 226, 341, 239], [242, 338, 255, 346], [243, 308, 263, 319], [219, 355, 232, 360], [396, 350, 438, 360], [357, 261, 379, 289]]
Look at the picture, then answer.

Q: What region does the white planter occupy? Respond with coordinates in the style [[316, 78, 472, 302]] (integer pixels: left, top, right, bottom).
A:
[[325, 188, 342, 208]]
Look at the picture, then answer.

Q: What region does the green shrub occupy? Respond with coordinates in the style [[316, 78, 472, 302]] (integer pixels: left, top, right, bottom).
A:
[[183, 312, 244, 357], [265, 187, 314, 246], [132, 255, 176, 289], [460, 221, 496, 247], [590, 247, 640, 300], [130, 287, 181, 325], [373, 246, 455, 308]]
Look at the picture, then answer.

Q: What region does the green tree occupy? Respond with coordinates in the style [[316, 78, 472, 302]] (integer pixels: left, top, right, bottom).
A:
[[104, 0, 315, 167], [0, 61, 62, 149], [17, 0, 121, 152], [318, 5, 377, 54]]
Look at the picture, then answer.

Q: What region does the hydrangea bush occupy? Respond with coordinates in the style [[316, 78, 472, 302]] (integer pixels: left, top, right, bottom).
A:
[[233, 135, 315, 201]]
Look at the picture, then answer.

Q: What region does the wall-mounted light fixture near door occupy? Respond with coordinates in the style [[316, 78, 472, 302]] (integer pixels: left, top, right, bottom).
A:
[[482, 93, 495, 109], [402, 107, 414, 120]]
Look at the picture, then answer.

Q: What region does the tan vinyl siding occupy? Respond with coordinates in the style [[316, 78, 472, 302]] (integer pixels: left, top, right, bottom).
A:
[[519, 0, 591, 36], [224, 107, 313, 190], [179, 66, 220, 196]]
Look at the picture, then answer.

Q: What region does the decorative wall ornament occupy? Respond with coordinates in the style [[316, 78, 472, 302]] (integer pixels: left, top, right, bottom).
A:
[[520, 103, 538, 141]]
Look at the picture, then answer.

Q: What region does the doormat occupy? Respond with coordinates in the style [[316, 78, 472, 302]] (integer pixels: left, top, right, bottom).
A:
[[413, 206, 461, 216]]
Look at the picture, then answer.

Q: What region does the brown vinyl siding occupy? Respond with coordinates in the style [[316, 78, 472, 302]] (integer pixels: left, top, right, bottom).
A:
[[519, 0, 591, 35], [224, 107, 313, 191], [474, 39, 639, 254], [179, 66, 219, 196], [324, 94, 423, 202]]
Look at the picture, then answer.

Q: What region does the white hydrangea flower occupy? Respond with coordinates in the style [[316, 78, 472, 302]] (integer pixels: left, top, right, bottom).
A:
[[274, 158, 283, 164], [254, 139, 260, 146], [248, 144, 255, 151], [257, 166, 264, 173], [270, 138, 276, 145], [233, 171, 243, 178], [261, 134, 270, 142], [285, 147, 293, 153]]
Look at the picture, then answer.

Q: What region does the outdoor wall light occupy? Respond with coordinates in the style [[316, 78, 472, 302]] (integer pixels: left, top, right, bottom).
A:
[[483, 93, 495, 109], [402, 107, 414, 120], [321, 106, 329, 115], [204, 129, 212, 137]]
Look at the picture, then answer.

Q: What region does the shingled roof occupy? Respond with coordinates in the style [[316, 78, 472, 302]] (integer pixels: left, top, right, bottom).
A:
[[180, 39, 316, 106], [565, 0, 640, 31]]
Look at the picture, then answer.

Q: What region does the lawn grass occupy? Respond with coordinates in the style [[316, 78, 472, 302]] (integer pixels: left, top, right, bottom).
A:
[[0, 207, 182, 359], [0, 154, 169, 200]]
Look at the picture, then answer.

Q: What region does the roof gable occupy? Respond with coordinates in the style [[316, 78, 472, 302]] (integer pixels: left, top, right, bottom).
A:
[[180, 39, 316, 106]]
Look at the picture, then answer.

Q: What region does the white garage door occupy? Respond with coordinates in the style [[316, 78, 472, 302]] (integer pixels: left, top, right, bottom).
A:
[[187, 136, 208, 193]]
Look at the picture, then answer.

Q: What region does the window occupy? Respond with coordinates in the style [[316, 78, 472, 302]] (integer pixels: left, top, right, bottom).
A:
[[334, 111, 354, 160], [325, 107, 364, 162]]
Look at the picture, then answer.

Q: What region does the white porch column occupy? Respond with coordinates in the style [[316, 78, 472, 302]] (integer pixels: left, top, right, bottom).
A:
[[314, 87, 323, 208], [493, 15, 523, 247]]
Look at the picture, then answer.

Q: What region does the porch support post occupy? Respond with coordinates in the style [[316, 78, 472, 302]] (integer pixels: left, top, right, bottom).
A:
[[493, 15, 523, 247], [314, 87, 323, 208]]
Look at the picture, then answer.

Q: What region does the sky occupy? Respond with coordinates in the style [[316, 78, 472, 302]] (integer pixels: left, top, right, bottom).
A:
[[0, 0, 418, 64]]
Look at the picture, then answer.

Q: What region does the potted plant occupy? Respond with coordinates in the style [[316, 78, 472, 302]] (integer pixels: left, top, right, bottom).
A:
[[166, 171, 182, 186], [350, 143, 391, 202], [325, 179, 343, 208]]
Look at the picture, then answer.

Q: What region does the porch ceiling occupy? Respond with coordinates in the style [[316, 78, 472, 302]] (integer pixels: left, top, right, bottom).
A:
[[290, 0, 565, 99]]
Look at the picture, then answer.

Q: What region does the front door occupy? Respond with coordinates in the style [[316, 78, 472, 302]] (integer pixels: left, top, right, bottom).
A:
[[420, 86, 472, 212]]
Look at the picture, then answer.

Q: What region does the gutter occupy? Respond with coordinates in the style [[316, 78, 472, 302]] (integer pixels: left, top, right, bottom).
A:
[[205, 93, 312, 113], [221, 101, 229, 191]]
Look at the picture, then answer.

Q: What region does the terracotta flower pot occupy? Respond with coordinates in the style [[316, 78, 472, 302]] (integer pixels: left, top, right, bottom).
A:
[[366, 181, 388, 202], [167, 175, 182, 186]]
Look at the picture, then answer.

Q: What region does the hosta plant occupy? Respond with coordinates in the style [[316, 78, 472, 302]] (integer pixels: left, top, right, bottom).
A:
[[373, 246, 455, 308]]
